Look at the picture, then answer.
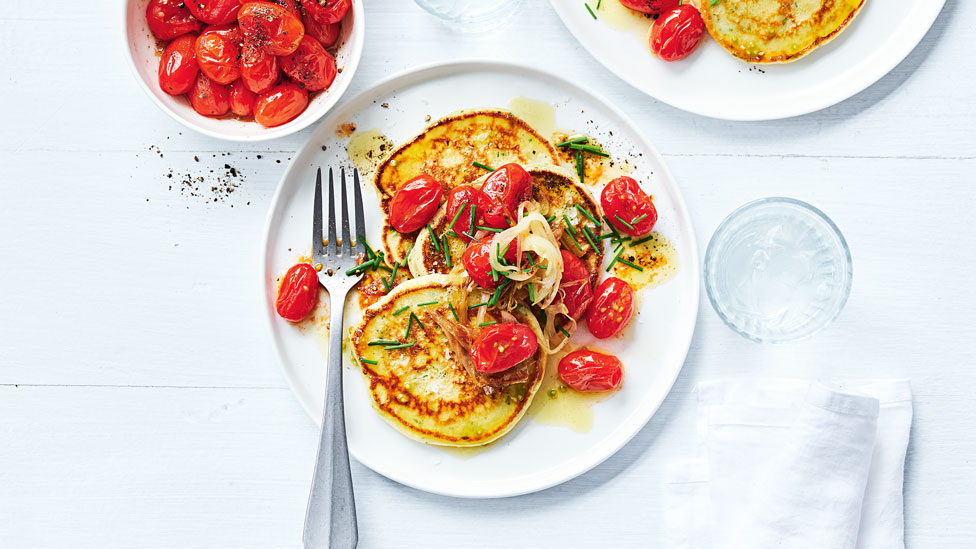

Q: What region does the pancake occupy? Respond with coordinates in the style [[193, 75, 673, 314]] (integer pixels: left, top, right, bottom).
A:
[[375, 110, 560, 265], [701, 0, 865, 63], [350, 275, 546, 447], [408, 166, 605, 288]]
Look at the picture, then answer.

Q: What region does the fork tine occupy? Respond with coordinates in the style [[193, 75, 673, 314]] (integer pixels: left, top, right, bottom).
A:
[[327, 168, 338, 255], [340, 168, 351, 256], [353, 168, 365, 255], [313, 168, 325, 260]]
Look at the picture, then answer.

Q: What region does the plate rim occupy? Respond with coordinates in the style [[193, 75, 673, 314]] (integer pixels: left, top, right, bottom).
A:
[[258, 58, 700, 498], [548, 0, 946, 121]]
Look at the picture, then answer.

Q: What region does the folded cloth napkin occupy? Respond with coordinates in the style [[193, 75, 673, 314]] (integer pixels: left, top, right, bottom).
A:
[[665, 379, 913, 549]]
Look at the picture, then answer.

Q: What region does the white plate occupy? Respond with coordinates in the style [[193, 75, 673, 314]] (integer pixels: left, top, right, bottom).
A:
[[550, 0, 945, 121], [260, 60, 699, 498]]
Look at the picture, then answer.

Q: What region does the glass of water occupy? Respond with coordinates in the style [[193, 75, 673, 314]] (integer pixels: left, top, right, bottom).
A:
[[704, 198, 852, 344], [414, 0, 523, 32]]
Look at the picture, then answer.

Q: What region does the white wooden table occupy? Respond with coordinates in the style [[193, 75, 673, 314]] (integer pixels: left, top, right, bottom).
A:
[[1, 1, 972, 546]]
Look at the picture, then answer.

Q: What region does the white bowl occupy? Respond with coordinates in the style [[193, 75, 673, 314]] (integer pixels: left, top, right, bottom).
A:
[[122, 0, 365, 141]]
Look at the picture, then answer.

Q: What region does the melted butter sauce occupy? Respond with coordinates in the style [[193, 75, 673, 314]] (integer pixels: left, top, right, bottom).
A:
[[345, 128, 394, 181], [611, 232, 679, 291], [527, 346, 611, 433], [507, 97, 557, 138], [597, 0, 655, 43]]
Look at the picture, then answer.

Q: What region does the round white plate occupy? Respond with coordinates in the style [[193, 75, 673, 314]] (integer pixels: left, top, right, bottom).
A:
[[550, 0, 945, 120], [260, 60, 699, 498]]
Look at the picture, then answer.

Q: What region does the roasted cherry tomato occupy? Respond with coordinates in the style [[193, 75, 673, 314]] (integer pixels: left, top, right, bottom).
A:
[[601, 176, 658, 236], [388, 174, 444, 234], [240, 43, 279, 94], [649, 4, 705, 62], [279, 35, 337, 92], [253, 81, 308, 127], [586, 277, 634, 339], [301, 0, 350, 24], [187, 72, 230, 117], [275, 263, 320, 322], [470, 322, 539, 374], [147, 0, 203, 40], [558, 349, 623, 392], [560, 250, 593, 320], [617, 0, 679, 16], [158, 34, 200, 95], [461, 238, 517, 290], [238, 2, 305, 56], [229, 79, 256, 117], [195, 25, 242, 84], [302, 12, 341, 48], [186, 0, 240, 25], [254, 0, 302, 16], [444, 185, 485, 242], [479, 163, 533, 229]]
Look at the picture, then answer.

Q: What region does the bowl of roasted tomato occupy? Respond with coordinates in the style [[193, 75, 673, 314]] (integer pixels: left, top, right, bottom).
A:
[[124, 0, 364, 141]]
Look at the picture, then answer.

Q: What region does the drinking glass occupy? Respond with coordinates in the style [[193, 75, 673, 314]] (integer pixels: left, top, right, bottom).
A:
[[414, 0, 523, 32]]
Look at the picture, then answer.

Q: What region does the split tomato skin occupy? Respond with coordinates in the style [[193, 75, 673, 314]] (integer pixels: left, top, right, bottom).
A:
[[240, 43, 280, 94], [649, 4, 705, 62], [238, 1, 305, 56], [186, 0, 241, 25], [158, 34, 200, 96], [279, 35, 337, 92], [479, 163, 533, 229], [470, 323, 539, 374], [559, 249, 594, 320], [444, 185, 485, 242], [601, 176, 658, 236], [187, 72, 231, 117], [301, 0, 350, 24], [229, 79, 257, 117], [147, 0, 203, 40], [195, 25, 242, 84], [302, 13, 341, 48], [276, 263, 320, 322], [253, 81, 308, 127], [558, 349, 624, 392], [388, 174, 444, 234], [585, 277, 635, 339]]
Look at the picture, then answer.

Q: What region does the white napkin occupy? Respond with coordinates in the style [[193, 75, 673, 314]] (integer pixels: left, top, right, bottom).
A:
[[665, 379, 913, 549]]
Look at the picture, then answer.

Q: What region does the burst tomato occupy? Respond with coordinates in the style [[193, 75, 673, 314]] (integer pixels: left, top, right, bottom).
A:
[[279, 35, 337, 92], [229, 80, 256, 117], [461, 238, 517, 290], [388, 174, 444, 234], [255, 0, 302, 16], [443, 185, 485, 242], [147, 0, 203, 40], [186, 0, 240, 25], [560, 250, 593, 320], [558, 349, 623, 392], [649, 4, 705, 62], [253, 81, 307, 127], [276, 263, 320, 322], [302, 12, 341, 48], [240, 43, 279, 94], [187, 72, 230, 117], [195, 25, 242, 84], [238, 2, 304, 56], [479, 163, 533, 229], [301, 0, 350, 24], [586, 277, 634, 339], [601, 176, 658, 236], [158, 34, 200, 95], [470, 323, 539, 374], [618, 0, 679, 15]]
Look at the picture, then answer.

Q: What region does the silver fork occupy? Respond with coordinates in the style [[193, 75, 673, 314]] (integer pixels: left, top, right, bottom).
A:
[[303, 167, 363, 549]]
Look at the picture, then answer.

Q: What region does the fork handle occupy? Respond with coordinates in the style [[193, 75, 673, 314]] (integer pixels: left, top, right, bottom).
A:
[[303, 289, 358, 549]]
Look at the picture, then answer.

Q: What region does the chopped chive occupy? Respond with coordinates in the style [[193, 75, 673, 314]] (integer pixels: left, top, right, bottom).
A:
[[491, 268, 499, 282], [417, 300, 438, 307], [377, 264, 394, 273], [447, 231, 462, 240], [392, 305, 410, 316], [614, 215, 635, 230], [597, 0, 602, 7], [488, 280, 510, 307], [546, 215, 556, 223], [386, 260, 400, 287], [359, 357, 378, 365], [614, 240, 625, 253], [606, 247, 625, 272], [468, 302, 488, 310], [585, 2, 597, 19], [381, 276, 391, 293], [447, 204, 467, 231], [583, 225, 600, 251], [368, 339, 399, 346], [502, 242, 511, 259], [709, 0, 719, 5], [410, 312, 425, 330], [599, 233, 615, 240], [568, 234, 584, 252], [562, 215, 578, 236], [468, 204, 476, 238], [631, 235, 655, 246], [476, 226, 504, 232], [384, 342, 416, 350], [478, 321, 498, 327], [473, 161, 494, 171], [404, 314, 414, 338], [575, 151, 584, 183], [603, 216, 620, 236], [559, 326, 572, 338], [527, 254, 536, 267], [363, 241, 376, 259], [569, 143, 610, 157], [575, 204, 599, 225], [442, 235, 451, 268], [448, 302, 459, 321], [427, 225, 441, 252], [632, 213, 648, 224], [538, 264, 548, 269], [345, 258, 377, 275], [527, 283, 535, 302], [618, 257, 644, 272], [496, 242, 503, 264], [555, 136, 588, 148]]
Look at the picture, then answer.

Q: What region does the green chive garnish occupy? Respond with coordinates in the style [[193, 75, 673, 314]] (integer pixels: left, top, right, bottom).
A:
[[404, 315, 414, 338], [603, 216, 620, 237], [632, 213, 648, 224], [410, 312, 425, 330], [368, 339, 398, 346], [575, 204, 599, 225], [597, 0, 602, 7], [710, 0, 719, 5], [363, 241, 376, 259], [384, 342, 416, 350], [381, 276, 391, 293], [614, 215, 635, 230], [427, 225, 441, 252], [488, 281, 509, 307], [417, 300, 438, 307], [468, 204, 476, 238], [527, 254, 536, 267], [555, 136, 588, 148], [562, 215, 578, 237], [559, 326, 571, 338], [618, 257, 644, 272], [585, 2, 597, 19], [447, 204, 467, 231], [576, 151, 584, 183], [583, 225, 599, 251], [345, 258, 377, 276], [546, 215, 556, 223], [476, 226, 504, 232], [473, 161, 494, 171], [468, 302, 488, 310], [359, 357, 378, 365], [478, 321, 498, 327], [606, 247, 625, 272], [569, 143, 610, 157], [632, 234, 655, 246], [527, 283, 535, 302], [392, 305, 410, 316], [442, 234, 451, 268], [448, 302, 459, 321]]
